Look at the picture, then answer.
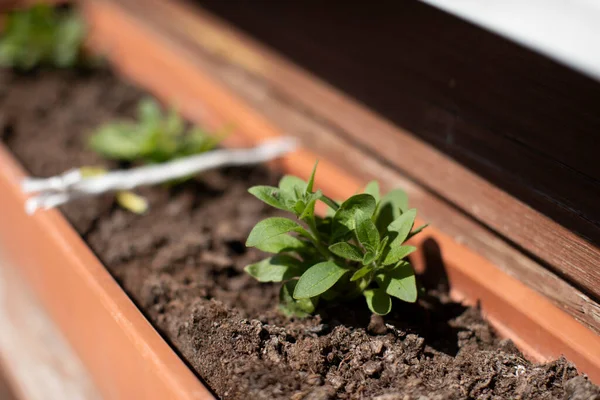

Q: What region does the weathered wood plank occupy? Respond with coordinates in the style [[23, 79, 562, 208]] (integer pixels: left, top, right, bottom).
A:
[[112, 0, 600, 332], [196, 0, 600, 244]]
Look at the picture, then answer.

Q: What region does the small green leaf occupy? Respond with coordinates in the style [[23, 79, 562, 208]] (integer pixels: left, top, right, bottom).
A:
[[279, 175, 307, 197], [350, 265, 372, 281], [88, 122, 146, 160], [246, 218, 303, 248], [377, 236, 390, 259], [364, 288, 392, 315], [142, 125, 179, 162], [355, 210, 380, 249], [376, 262, 417, 303], [382, 245, 417, 266], [293, 200, 307, 216], [376, 189, 409, 234], [329, 242, 363, 262], [115, 191, 149, 214], [279, 281, 318, 317], [179, 127, 220, 156], [321, 195, 340, 212], [293, 261, 348, 299], [306, 161, 318, 193], [362, 250, 377, 265], [90, 97, 222, 167], [53, 14, 85, 67], [248, 186, 290, 211], [407, 223, 429, 240], [244, 255, 303, 282], [333, 194, 377, 238], [0, 5, 86, 70], [254, 233, 306, 254], [138, 98, 162, 125], [299, 190, 322, 220], [364, 181, 380, 203], [164, 108, 185, 137], [387, 209, 417, 246]]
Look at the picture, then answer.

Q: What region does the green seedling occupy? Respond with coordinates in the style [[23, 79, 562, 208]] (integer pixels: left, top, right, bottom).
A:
[[0, 4, 87, 70], [88, 97, 223, 213], [89, 97, 221, 164], [244, 162, 428, 317]]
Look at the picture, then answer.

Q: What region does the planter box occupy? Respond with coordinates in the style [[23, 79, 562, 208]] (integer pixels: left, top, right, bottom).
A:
[[0, 0, 599, 398]]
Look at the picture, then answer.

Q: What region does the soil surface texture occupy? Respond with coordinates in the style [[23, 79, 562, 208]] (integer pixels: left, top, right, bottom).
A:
[[2, 69, 599, 400]]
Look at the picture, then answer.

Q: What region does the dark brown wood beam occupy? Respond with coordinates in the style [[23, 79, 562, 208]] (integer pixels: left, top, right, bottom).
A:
[[190, 0, 600, 299], [195, 0, 600, 248]]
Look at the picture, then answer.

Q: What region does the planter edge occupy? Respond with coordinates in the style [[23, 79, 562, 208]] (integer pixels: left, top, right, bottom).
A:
[[0, 147, 214, 398]]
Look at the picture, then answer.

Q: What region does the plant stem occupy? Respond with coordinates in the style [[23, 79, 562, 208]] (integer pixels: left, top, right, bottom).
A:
[[305, 216, 333, 260], [321, 195, 339, 211]]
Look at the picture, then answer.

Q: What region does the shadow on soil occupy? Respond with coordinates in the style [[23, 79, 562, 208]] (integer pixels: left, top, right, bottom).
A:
[[318, 237, 468, 357]]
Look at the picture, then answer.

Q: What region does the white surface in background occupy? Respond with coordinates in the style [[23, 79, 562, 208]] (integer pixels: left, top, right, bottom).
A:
[[422, 0, 600, 81]]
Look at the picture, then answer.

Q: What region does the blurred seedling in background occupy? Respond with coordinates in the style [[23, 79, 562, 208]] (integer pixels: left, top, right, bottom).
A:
[[244, 163, 428, 317], [0, 4, 88, 70], [6, 7, 295, 216], [85, 97, 224, 213], [89, 98, 222, 164]]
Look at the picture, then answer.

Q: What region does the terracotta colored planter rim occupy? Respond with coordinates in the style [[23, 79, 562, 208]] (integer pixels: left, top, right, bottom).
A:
[[0, 0, 598, 398]]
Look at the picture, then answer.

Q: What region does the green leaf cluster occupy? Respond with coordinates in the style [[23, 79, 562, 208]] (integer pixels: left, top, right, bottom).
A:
[[89, 97, 222, 164], [0, 4, 86, 70], [88, 98, 223, 213], [245, 163, 428, 316]]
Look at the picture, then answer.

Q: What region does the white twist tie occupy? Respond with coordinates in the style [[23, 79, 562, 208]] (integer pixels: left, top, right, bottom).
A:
[[22, 137, 297, 214]]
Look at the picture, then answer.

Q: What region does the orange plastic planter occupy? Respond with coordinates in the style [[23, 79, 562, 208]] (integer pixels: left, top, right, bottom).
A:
[[0, 0, 598, 398]]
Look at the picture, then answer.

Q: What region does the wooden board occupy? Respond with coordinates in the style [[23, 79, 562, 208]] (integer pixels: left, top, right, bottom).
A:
[[196, 0, 600, 243], [188, 0, 600, 302]]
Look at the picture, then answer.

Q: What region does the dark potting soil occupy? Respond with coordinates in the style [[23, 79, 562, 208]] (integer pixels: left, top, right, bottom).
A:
[[1, 69, 598, 400]]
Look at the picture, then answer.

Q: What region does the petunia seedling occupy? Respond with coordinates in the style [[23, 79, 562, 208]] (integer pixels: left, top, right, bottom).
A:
[[89, 97, 222, 164], [88, 97, 223, 212], [244, 162, 428, 317], [0, 4, 87, 70]]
